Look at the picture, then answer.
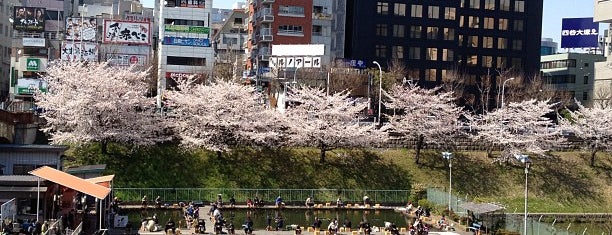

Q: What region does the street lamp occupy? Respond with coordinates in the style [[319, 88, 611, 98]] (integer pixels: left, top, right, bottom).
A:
[[514, 154, 531, 235], [500, 77, 515, 108], [293, 66, 301, 83], [373, 61, 383, 125], [442, 151, 453, 216]]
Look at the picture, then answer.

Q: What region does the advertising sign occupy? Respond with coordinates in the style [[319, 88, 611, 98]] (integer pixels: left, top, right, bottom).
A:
[[17, 78, 48, 95], [22, 38, 46, 47], [106, 54, 147, 66], [163, 37, 210, 47], [13, 7, 45, 32], [104, 20, 151, 45], [164, 25, 210, 34], [1, 199, 17, 221], [61, 42, 99, 61], [561, 17, 600, 48], [165, 72, 202, 79], [270, 57, 322, 68], [26, 58, 41, 71], [66, 17, 97, 41], [338, 59, 368, 69]]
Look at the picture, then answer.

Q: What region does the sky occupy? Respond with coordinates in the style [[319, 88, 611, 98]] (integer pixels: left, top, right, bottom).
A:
[[142, 0, 607, 48]]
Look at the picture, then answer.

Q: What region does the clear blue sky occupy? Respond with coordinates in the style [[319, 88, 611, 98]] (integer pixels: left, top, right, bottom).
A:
[[143, 0, 607, 47]]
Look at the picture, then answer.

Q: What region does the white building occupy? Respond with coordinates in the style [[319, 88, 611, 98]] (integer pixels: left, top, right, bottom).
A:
[[593, 0, 612, 107], [155, 0, 214, 107]]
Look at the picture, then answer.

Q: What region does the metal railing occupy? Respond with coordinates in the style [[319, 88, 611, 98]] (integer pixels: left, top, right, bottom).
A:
[[114, 188, 410, 205]]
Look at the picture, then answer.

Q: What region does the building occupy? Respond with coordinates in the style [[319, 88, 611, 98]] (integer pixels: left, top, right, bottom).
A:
[[540, 53, 605, 107], [212, 9, 249, 80], [541, 38, 558, 56], [155, 0, 214, 107], [593, 0, 612, 108], [244, 0, 346, 73], [344, 0, 543, 93], [0, 0, 21, 103]]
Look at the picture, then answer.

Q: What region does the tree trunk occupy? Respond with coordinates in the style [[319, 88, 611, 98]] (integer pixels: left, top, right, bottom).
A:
[[486, 145, 494, 158], [216, 151, 223, 159], [319, 143, 326, 163], [415, 134, 424, 164], [590, 149, 597, 167], [101, 141, 109, 155]]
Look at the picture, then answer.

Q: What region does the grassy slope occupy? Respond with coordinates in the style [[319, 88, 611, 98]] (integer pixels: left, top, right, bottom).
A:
[[67, 144, 611, 213]]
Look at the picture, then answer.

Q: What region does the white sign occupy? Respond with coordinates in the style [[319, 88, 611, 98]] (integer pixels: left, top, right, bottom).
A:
[[287, 57, 295, 67], [272, 44, 325, 56], [103, 20, 151, 45], [61, 41, 99, 61], [270, 56, 322, 68], [1, 199, 17, 221], [66, 17, 97, 41], [22, 38, 45, 47], [106, 54, 147, 66]]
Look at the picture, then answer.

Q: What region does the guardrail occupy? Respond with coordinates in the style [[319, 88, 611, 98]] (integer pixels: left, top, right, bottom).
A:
[[113, 188, 410, 205]]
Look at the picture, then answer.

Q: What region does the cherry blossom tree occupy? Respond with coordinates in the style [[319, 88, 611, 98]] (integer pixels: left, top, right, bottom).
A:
[[285, 86, 380, 163], [165, 79, 289, 154], [34, 61, 167, 153], [384, 83, 464, 164], [558, 103, 612, 166], [471, 99, 560, 162]]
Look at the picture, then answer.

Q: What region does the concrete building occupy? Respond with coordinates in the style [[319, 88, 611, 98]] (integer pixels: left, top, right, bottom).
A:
[[155, 0, 215, 107], [541, 38, 558, 56], [540, 53, 605, 107], [593, 0, 612, 108], [212, 9, 249, 80], [0, 0, 21, 102]]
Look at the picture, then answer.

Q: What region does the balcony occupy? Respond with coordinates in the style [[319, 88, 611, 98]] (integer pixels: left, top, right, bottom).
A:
[[312, 12, 333, 20], [257, 8, 274, 22], [261, 0, 275, 3], [259, 34, 273, 42]]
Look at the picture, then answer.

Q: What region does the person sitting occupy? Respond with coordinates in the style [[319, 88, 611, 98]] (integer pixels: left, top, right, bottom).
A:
[[312, 217, 322, 230], [363, 195, 371, 206], [336, 197, 344, 208], [343, 219, 352, 232], [229, 195, 236, 207], [246, 198, 254, 208], [295, 225, 302, 234], [164, 219, 176, 234], [327, 218, 338, 234], [275, 216, 284, 231], [254, 197, 264, 208], [305, 197, 314, 208], [275, 196, 285, 208]]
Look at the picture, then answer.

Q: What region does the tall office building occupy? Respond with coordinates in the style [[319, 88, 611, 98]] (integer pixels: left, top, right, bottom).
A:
[[155, 0, 214, 107], [541, 38, 558, 56], [345, 0, 543, 94], [593, 0, 612, 107]]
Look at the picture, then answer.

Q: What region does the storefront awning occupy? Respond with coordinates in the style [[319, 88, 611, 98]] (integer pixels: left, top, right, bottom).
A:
[[29, 166, 111, 199]]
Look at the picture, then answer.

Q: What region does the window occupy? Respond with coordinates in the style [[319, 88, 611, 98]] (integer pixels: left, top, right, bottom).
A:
[[467, 55, 478, 66], [312, 25, 323, 36], [426, 48, 438, 60], [484, 17, 495, 29], [499, 18, 509, 30], [165, 19, 205, 26], [514, 20, 524, 31], [483, 37, 494, 48], [427, 27, 438, 39], [223, 37, 238, 45], [442, 49, 454, 61], [443, 28, 455, 40], [444, 7, 456, 20], [45, 10, 64, 20], [167, 56, 206, 66], [513, 40, 523, 50], [377, 2, 389, 15], [512, 58, 522, 69], [540, 59, 577, 69], [482, 56, 493, 67], [428, 6, 439, 19], [497, 57, 508, 68], [409, 47, 421, 59], [0, 24, 3, 35], [484, 0, 495, 10], [394, 3, 406, 16], [469, 0, 480, 9], [279, 5, 305, 16], [468, 36, 479, 47], [392, 46, 404, 59], [515, 0, 525, 12], [440, 70, 448, 80], [376, 24, 388, 36], [278, 25, 304, 35], [411, 5, 423, 17], [583, 92, 588, 100], [584, 75, 589, 84], [393, 25, 405, 37], [500, 0, 510, 11], [498, 38, 508, 49], [410, 26, 422, 38], [425, 69, 437, 81], [468, 16, 480, 28], [376, 45, 387, 57], [13, 164, 36, 175]]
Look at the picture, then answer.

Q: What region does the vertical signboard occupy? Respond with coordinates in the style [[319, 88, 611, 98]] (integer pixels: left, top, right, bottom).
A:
[[66, 17, 98, 41], [561, 17, 600, 48], [13, 7, 45, 32], [61, 42, 99, 61]]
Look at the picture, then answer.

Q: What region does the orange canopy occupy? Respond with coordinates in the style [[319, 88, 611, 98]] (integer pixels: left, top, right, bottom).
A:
[[29, 166, 111, 199], [85, 175, 115, 188]]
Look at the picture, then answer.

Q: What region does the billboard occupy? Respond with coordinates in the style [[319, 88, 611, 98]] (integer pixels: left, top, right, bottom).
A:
[[561, 17, 600, 48], [61, 42, 99, 61], [66, 17, 97, 41], [272, 44, 325, 56], [17, 78, 48, 95], [164, 25, 210, 34], [270, 57, 322, 68], [22, 38, 46, 47], [104, 20, 151, 45], [13, 7, 45, 32], [163, 37, 210, 47], [106, 54, 147, 66]]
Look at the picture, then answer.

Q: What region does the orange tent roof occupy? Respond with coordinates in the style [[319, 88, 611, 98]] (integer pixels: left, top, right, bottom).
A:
[[85, 175, 115, 184], [29, 166, 111, 199]]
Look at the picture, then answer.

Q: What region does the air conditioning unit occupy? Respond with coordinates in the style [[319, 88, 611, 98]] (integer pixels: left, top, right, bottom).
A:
[[261, 35, 273, 41]]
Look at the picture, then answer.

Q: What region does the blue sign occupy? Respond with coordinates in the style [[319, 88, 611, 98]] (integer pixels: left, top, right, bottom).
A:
[[338, 59, 368, 69], [163, 37, 210, 47], [561, 18, 599, 48]]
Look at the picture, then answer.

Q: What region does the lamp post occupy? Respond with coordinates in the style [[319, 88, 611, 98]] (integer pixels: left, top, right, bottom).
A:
[[293, 66, 301, 83], [442, 151, 453, 216], [373, 61, 382, 125], [500, 77, 515, 108], [514, 154, 530, 235]]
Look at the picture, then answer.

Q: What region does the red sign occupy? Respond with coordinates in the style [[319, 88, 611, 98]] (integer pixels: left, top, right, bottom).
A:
[[129, 56, 139, 64]]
